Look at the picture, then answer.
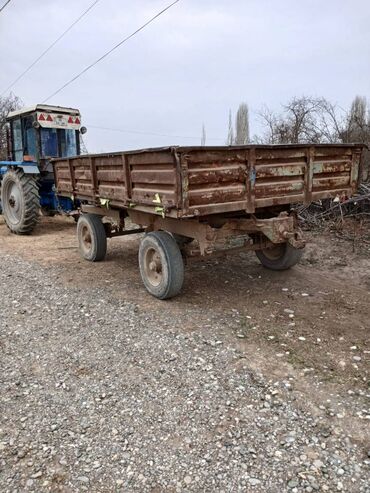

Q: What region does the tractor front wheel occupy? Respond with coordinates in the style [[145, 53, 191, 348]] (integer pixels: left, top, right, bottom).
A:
[[1, 169, 40, 234]]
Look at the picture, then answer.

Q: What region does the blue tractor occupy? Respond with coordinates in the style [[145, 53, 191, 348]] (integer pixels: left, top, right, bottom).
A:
[[0, 104, 85, 234]]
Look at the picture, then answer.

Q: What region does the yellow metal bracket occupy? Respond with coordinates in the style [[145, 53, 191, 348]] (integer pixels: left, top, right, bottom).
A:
[[100, 198, 110, 208], [153, 193, 165, 218]]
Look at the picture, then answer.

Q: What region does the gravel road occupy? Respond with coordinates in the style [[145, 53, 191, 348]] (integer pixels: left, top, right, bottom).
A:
[[1, 253, 369, 492]]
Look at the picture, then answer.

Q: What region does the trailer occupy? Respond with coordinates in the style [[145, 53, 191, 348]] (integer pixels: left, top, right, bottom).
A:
[[52, 144, 364, 299]]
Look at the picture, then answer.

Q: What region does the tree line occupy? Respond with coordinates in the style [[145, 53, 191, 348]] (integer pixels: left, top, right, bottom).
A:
[[221, 96, 370, 148], [257, 96, 370, 149], [207, 95, 370, 178]]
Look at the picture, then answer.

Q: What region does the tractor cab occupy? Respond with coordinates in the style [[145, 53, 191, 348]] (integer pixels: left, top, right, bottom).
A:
[[5, 104, 84, 170], [0, 104, 86, 234]]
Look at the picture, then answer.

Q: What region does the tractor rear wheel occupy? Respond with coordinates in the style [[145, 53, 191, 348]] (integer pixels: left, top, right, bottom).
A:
[[1, 169, 40, 234]]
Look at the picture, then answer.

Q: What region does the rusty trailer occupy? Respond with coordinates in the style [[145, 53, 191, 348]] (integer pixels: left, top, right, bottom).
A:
[[52, 144, 364, 299]]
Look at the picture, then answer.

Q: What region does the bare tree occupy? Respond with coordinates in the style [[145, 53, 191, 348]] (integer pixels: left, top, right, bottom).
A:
[[234, 102, 250, 145], [314, 99, 345, 143], [259, 95, 370, 180], [344, 96, 370, 179], [344, 96, 369, 142], [0, 93, 22, 160], [259, 105, 283, 144], [226, 109, 234, 145], [284, 97, 324, 143], [201, 123, 206, 146], [259, 96, 345, 145]]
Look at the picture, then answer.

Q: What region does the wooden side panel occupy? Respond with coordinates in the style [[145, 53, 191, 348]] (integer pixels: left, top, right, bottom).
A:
[[53, 145, 362, 216], [95, 154, 126, 203], [53, 159, 73, 193], [182, 149, 248, 210], [70, 156, 94, 197], [128, 151, 178, 207], [253, 147, 356, 209], [254, 149, 306, 208]]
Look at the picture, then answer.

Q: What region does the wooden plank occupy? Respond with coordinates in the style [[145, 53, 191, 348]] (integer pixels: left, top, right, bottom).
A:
[[131, 169, 176, 185], [246, 148, 255, 213], [68, 159, 76, 193], [256, 164, 304, 178], [304, 147, 314, 205]]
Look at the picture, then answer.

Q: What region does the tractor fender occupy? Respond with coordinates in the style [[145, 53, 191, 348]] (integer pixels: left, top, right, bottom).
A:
[[0, 161, 40, 176]]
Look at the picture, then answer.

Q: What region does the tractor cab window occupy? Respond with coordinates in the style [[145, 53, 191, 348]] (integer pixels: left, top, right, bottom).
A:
[[40, 128, 58, 157], [40, 127, 78, 158], [23, 116, 37, 160], [60, 129, 77, 157], [12, 119, 23, 161]]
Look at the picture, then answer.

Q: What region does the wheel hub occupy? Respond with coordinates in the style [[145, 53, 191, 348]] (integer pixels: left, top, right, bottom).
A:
[[149, 259, 160, 271], [144, 248, 162, 286], [4, 183, 22, 223], [79, 224, 93, 256], [262, 243, 285, 260]]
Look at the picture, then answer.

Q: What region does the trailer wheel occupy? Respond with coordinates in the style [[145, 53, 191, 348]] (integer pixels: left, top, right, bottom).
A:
[[139, 231, 184, 299], [1, 169, 39, 234], [256, 243, 303, 271], [77, 214, 107, 262]]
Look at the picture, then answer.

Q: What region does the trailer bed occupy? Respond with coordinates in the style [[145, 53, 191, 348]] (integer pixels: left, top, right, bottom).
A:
[[53, 144, 364, 217]]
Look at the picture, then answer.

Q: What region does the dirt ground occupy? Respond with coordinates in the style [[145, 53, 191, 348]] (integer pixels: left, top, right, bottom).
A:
[[1, 215, 369, 447]]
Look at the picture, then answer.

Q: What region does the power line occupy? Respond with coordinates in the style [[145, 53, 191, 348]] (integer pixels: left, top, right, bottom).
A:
[[43, 0, 180, 103], [1, 0, 101, 96], [87, 124, 224, 142], [0, 0, 12, 13]]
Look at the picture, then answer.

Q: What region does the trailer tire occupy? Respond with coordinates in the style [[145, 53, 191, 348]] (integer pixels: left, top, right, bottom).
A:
[[1, 169, 39, 234], [256, 243, 303, 271], [139, 231, 184, 299], [77, 214, 107, 262]]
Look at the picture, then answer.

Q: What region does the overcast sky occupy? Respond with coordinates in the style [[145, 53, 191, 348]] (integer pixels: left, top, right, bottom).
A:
[[0, 0, 369, 152]]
